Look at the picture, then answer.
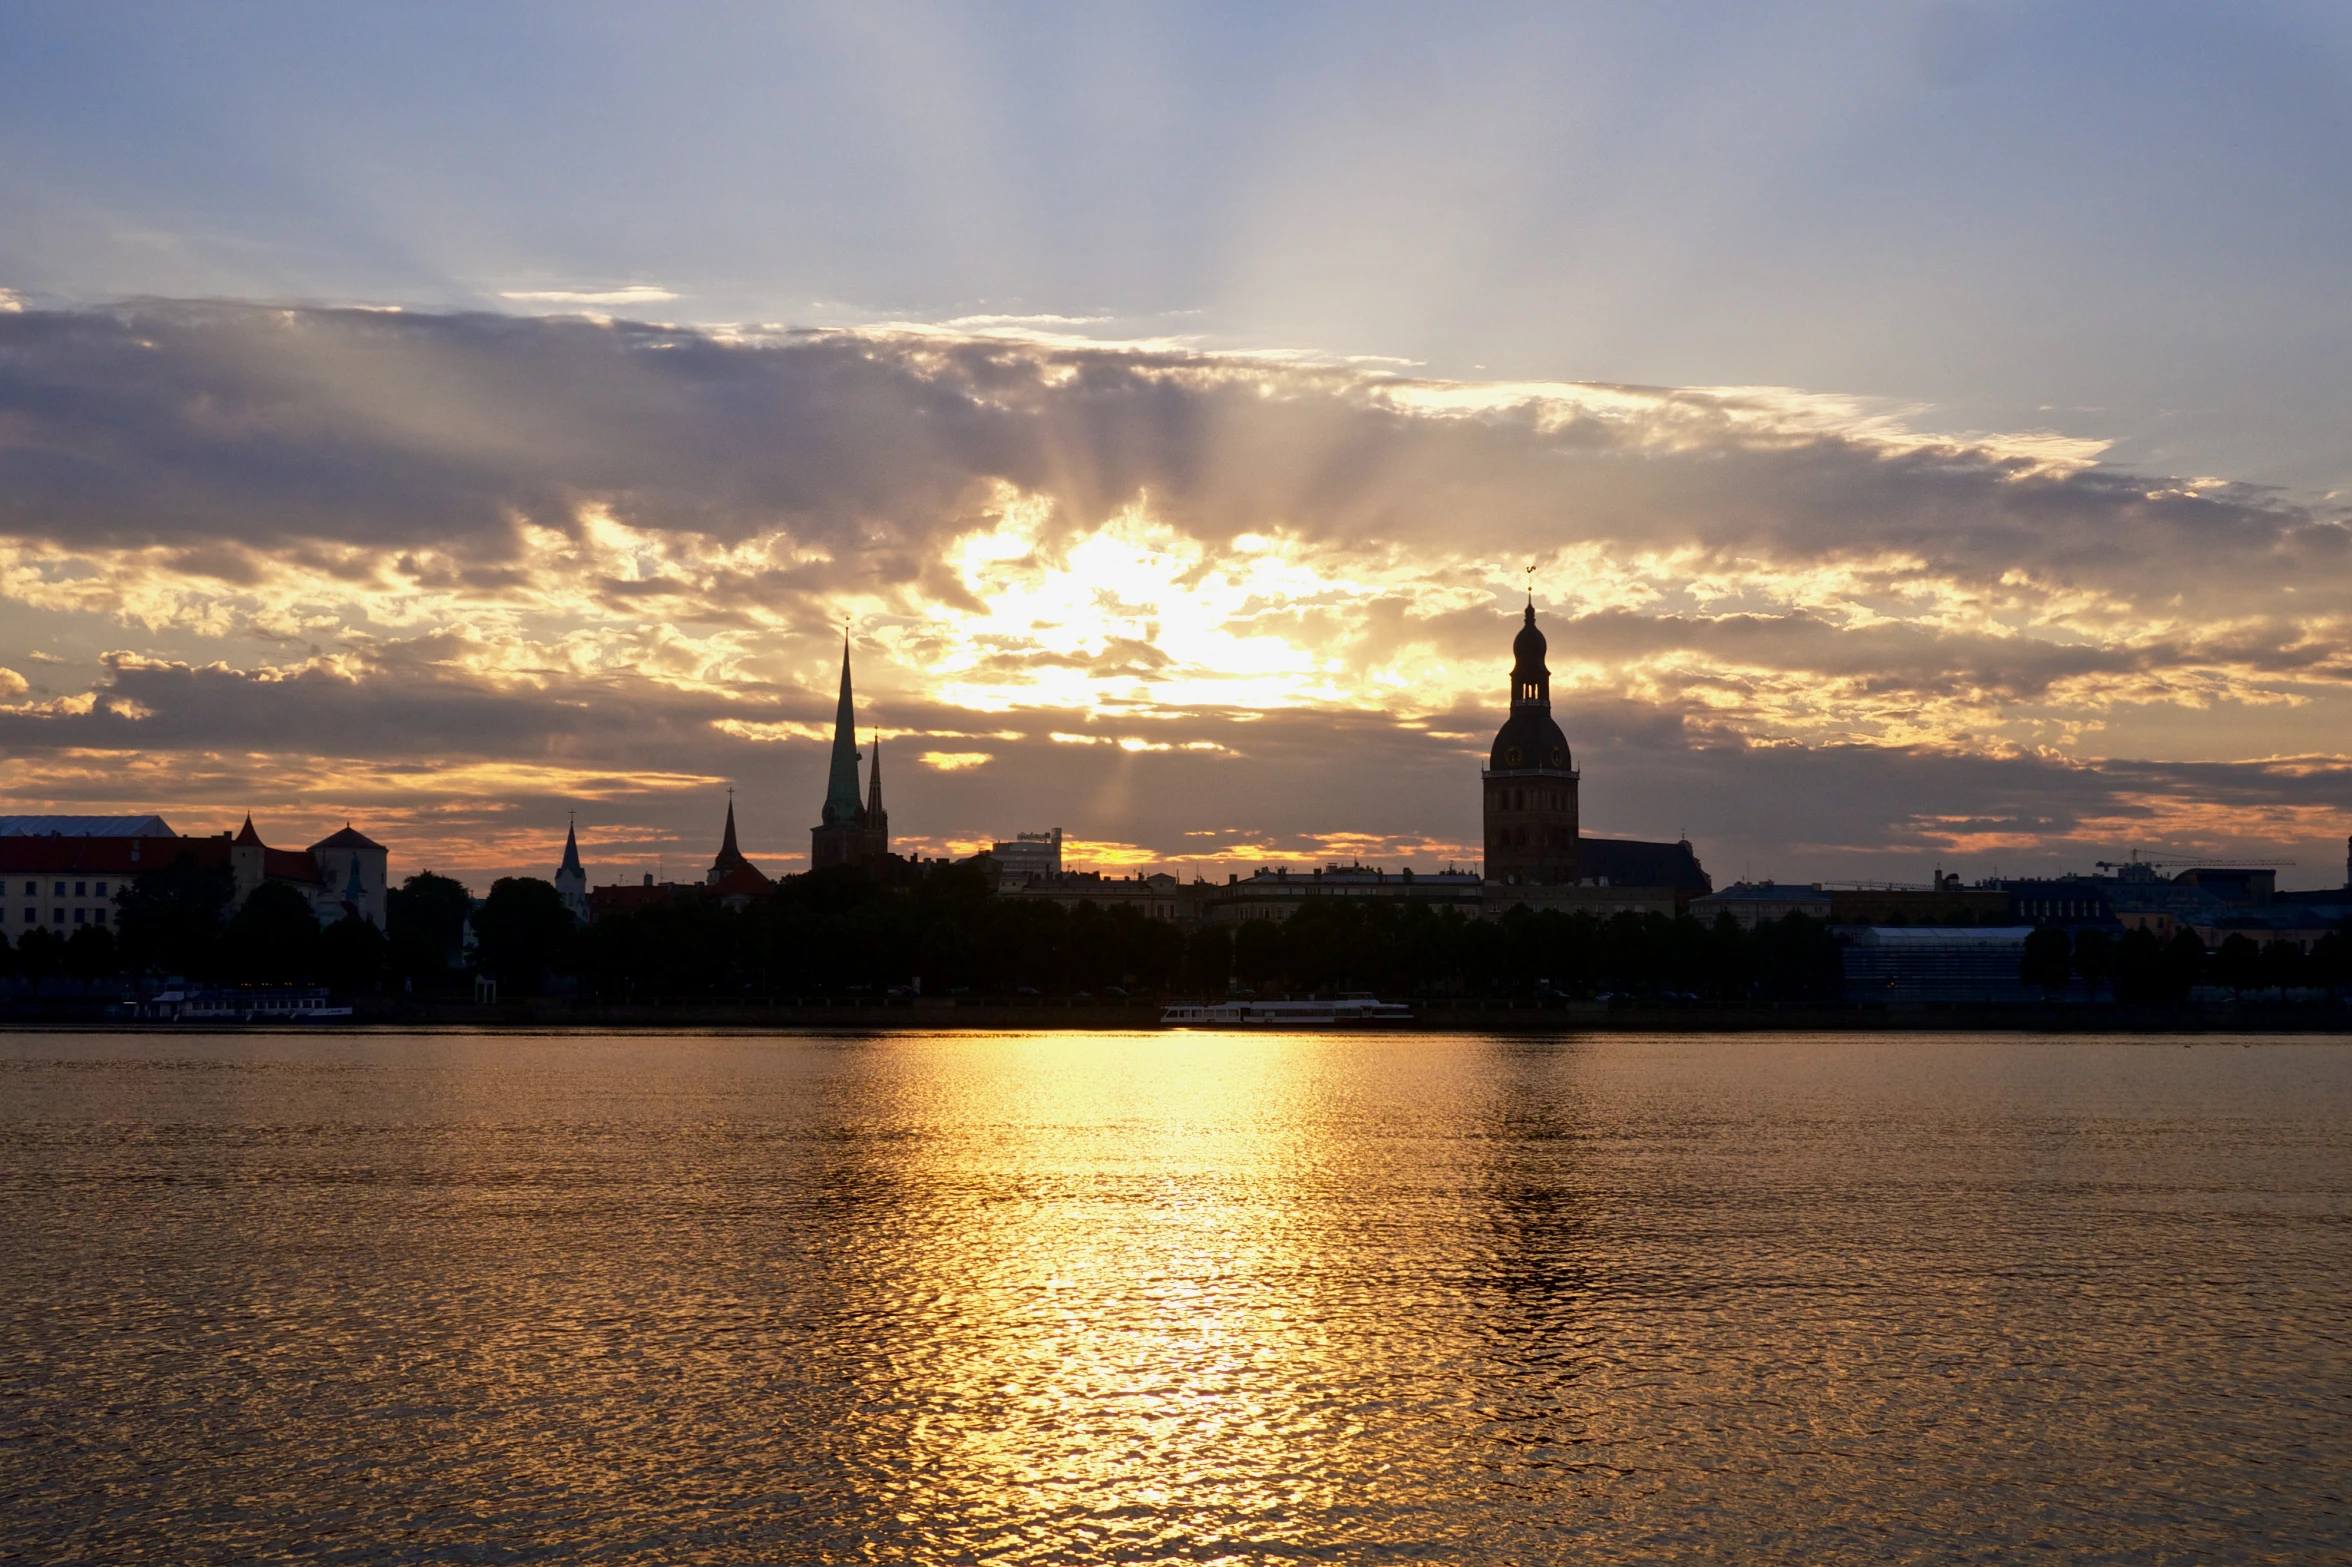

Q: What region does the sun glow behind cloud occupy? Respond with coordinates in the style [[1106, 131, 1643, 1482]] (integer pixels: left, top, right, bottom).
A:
[[0, 305, 2345, 882]]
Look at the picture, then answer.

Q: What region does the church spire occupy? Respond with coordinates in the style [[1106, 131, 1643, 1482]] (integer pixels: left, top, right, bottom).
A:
[[866, 730, 884, 821], [822, 634, 864, 827], [709, 789, 755, 884], [555, 811, 589, 922]]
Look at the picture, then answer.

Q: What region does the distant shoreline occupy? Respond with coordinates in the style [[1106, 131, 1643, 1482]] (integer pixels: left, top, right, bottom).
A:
[[5, 1000, 2347, 1036]]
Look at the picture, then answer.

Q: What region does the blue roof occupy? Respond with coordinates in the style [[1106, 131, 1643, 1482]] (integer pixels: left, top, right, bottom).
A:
[[0, 814, 176, 837]]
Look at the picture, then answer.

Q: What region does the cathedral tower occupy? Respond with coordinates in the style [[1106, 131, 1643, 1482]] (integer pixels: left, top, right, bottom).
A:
[[1483, 599, 1580, 885], [810, 637, 890, 870]]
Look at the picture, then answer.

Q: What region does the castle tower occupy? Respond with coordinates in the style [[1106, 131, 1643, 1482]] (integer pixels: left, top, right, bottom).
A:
[[810, 637, 889, 870], [1482, 598, 1580, 886]]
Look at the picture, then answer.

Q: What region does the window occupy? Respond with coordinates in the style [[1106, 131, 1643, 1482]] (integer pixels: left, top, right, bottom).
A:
[[93, 909, 106, 925], [94, 881, 106, 897], [21, 881, 31, 895], [52, 909, 64, 924], [74, 881, 86, 897], [53, 881, 65, 896], [73, 908, 85, 924]]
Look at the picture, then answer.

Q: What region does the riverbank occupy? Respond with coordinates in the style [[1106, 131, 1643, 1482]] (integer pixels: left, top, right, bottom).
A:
[[5, 995, 2347, 1032]]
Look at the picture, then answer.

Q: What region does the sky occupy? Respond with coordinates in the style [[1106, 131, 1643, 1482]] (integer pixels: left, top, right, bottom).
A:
[[1, 0, 2348, 891]]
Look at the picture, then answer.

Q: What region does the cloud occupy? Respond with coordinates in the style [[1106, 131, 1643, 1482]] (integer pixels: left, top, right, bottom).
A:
[[0, 301, 2343, 884], [498, 285, 681, 306]]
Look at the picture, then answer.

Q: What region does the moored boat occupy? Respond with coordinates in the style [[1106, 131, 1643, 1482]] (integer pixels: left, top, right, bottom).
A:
[[1160, 992, 1413, 1027]]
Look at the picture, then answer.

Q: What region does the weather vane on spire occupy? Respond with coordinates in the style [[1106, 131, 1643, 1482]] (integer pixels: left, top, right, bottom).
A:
[[1524, 562, 1536, 606]]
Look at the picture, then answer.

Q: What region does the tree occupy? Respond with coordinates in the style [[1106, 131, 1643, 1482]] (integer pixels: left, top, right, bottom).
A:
[[1705, 913, 1755, 1003], [2114, 926, 2165, 1004], [2308, 925, 2349, 993], [14, 926, 64, 983], [320, 914, 387, 997], [2021, 924, 2073, 999], [2257, 937, 2307, 997], [221, 881, 325, 983], [472, 877, 573, 992], [1183, 925, 1232, 997], [1752, 912, 1842, 1007], [2211, 933, 2263, 998], [387, 870, 472, 990], [1232, 919, 1284, 990], [2160, 928, 2208, 1002], [2071, 927, 2116, 1002], [64, 925, 119, 980], [114, 852, 234, 975]]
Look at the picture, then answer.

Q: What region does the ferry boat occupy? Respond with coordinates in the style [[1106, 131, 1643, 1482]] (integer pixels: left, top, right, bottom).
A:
[[1160, 992, 1413, 1027], [143, 988, 355, 1022]]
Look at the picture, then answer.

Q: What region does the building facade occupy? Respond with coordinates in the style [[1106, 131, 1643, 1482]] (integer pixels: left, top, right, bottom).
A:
[[991, 829, 1063, 884], [1000, 870, 1187, 923], [1199, 864, 1487, 926], [306, 824, 389, 929], [1689, 882, 1835, 929], [1840, 925, 2041, 1005], [1, 814, 386, 933]]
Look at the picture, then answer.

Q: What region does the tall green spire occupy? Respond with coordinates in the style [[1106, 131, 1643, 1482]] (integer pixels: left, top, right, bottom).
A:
[[821, 636, 864, 827]]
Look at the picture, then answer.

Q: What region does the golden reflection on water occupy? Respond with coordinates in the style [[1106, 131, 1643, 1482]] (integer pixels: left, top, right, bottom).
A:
[[1, 1029, 2347, 1563], [831, 1033, 1503, 1547]]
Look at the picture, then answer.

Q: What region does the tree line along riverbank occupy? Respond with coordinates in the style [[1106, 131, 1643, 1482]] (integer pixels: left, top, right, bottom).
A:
[[4, 854, 2347, 1021]]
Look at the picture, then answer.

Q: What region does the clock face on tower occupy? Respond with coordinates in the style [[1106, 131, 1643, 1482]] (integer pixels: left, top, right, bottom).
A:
[[1505, 746, 1522, 766]]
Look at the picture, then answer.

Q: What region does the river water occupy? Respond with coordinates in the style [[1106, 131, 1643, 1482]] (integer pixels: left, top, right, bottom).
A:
[[1, 1030, 2345, 1563]]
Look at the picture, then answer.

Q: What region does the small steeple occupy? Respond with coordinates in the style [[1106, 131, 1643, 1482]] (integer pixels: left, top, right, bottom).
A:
[[866, 731, 884, 821], [233, 813, 263, 846], [555, 810, 590, 921], [715, 790, 748, 870]]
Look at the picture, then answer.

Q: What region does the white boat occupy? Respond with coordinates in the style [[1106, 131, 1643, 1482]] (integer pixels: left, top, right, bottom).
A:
[[153, 988, 355, 1022], [1160, 992, 1413, 1027]]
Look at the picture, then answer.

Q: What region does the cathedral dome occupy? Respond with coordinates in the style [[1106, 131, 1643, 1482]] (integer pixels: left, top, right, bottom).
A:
[[1490, 601, 1572, 772], [1489, 709, 1572, 773]]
